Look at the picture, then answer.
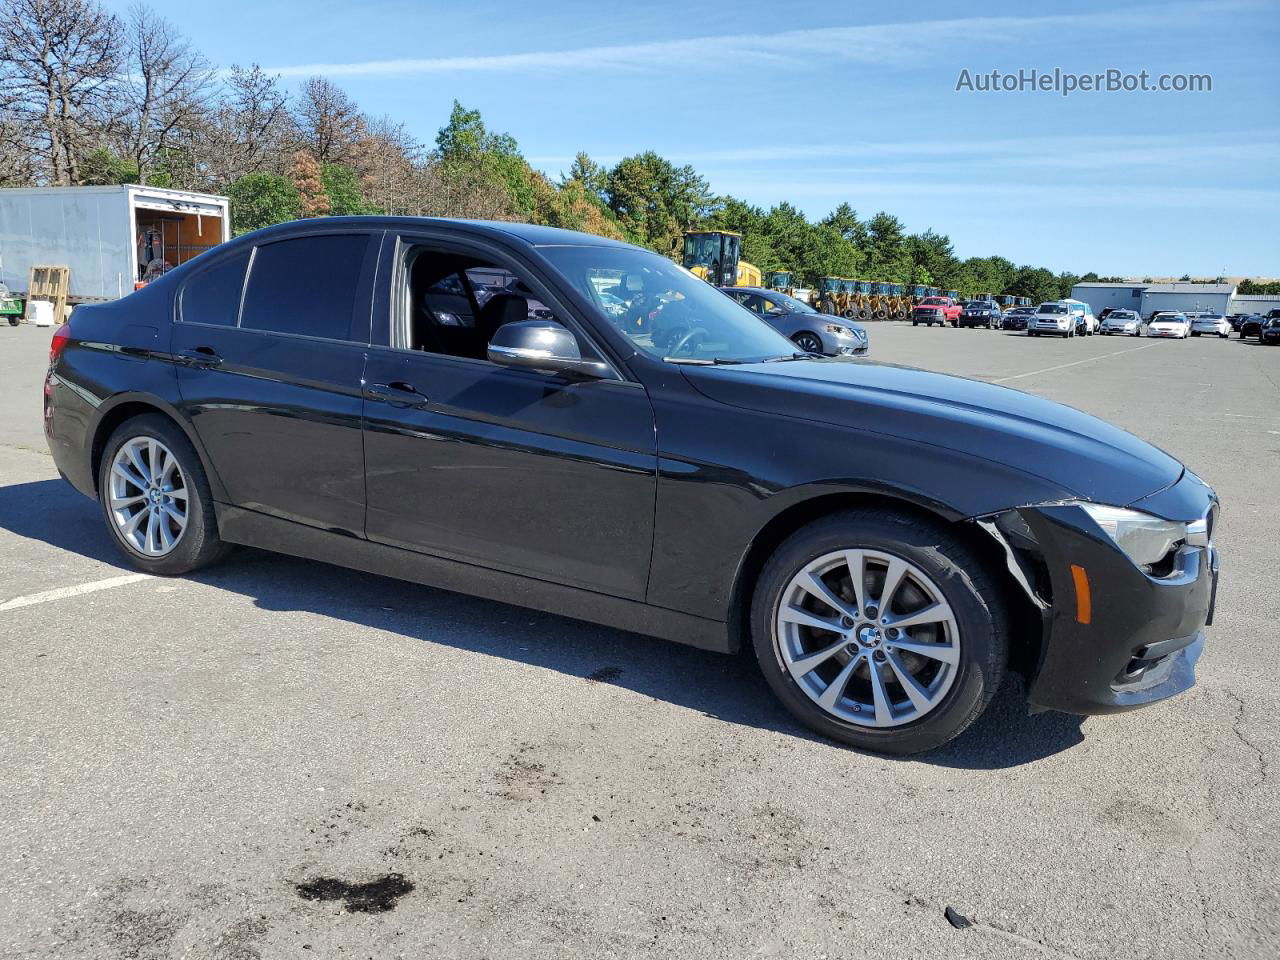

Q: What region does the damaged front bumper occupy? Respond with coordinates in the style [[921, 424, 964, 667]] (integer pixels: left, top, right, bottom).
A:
[[978, 472, 1219, 716]]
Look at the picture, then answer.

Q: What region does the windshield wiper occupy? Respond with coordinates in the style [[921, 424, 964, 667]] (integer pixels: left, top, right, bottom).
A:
[[760, 352, 814, 362], [663, 356, 748, 365]]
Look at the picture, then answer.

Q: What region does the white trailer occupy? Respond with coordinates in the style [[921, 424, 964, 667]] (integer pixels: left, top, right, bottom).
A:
[[0, 185, 230, 304]]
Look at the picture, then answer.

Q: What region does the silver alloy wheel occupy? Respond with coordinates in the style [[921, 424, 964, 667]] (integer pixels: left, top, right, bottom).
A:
[[773, 548, 960, 727], [108, 436, 189, 557]]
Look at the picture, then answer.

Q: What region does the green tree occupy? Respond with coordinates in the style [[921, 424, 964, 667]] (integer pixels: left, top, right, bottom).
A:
[[865, 212, 910, 282], [821, 203, 869, 251], [1008, 265, 1060, 305], [435, 100, 535, 217], [321, 163, 373, 215], [227, 173, 300, 234], [561, 151, 607, 198], [604, 151, 716, 252], [906, 229, 958, 289], [78, 148, 139, 185]]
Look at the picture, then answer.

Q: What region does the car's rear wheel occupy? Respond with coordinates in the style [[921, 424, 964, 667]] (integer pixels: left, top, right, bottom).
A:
[[98, 414, 228, 575], [793, 332, 823, 354], [750, 510, 1007, 754]]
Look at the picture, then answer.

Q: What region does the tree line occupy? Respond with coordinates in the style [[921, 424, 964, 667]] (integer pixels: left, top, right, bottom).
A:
[[3, 0, 1269, 303]]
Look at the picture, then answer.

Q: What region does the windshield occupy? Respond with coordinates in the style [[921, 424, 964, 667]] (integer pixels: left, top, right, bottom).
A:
[[1039, 304, 1067, 314], [771, 291, 818, 314], [541, 244, 798, 363], [920, 297, 947, 305], [1154, 314, 1185, 322], [683, 235, 719, 268]]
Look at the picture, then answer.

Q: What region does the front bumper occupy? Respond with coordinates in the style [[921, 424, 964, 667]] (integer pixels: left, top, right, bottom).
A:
[[1000, 486, 1218, 716]]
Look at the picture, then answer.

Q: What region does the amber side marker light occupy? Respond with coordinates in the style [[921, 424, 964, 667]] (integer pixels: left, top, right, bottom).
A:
[[1070, 564, 1092, 625]]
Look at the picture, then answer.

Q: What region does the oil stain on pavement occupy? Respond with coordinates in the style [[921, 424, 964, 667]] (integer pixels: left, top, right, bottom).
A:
[[295, 874, 415, 913]]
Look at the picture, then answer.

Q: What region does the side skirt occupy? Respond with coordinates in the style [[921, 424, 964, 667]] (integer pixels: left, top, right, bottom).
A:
[[215, 504, 731, 653]]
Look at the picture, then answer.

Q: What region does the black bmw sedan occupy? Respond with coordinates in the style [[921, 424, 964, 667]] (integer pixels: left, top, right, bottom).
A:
[[43, 218, 1219, 755]]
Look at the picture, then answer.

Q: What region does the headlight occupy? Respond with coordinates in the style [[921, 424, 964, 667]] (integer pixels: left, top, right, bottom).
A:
[[825, 324, 852, 337], [1079, 503, 1186, 568]]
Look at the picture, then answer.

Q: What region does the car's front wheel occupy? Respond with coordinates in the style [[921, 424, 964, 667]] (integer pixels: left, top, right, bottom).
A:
[[793, 332, 823, 354], [98, 413, 228, 575], [750, 510, 1007, 754]]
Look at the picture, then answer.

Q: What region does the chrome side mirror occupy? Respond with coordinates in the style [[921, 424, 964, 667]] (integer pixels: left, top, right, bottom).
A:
[[487, 320, 610, 379]]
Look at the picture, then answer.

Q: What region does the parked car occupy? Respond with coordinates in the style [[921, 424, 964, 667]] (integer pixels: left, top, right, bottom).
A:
[[957, 300, 1002, 329], [1028, 301, 1081, 337], [911, 296, 961, 327], [43, 217, 1220, 756], [724, 286, 869, 357], [1226, 314, 1247, 332], [1145, 312, 1191, 339], [1099, 309, 1142, 336], [1000, 306, 1035, 330], [1239, 314, 1265, 339], [1063, 299, 1098, 335], [1262, 316, 1280, 346], [1189, 314, 1231, 338]]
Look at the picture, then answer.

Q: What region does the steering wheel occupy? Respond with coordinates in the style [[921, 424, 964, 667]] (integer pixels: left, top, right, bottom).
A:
[[667, 326, 708, 357]]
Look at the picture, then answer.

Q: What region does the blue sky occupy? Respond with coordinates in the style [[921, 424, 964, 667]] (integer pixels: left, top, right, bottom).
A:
[[110, 0, 1279, 275]]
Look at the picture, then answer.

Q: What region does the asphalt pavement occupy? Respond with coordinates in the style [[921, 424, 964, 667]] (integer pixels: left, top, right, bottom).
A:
[[1, 320, 1277, 959]]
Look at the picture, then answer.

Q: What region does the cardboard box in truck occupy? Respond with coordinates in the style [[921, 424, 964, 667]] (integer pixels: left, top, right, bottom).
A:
[[0, 185, 230, 304]]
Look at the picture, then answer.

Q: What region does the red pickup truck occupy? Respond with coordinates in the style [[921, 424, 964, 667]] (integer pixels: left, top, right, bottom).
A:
[[911, 296, 962, 327]]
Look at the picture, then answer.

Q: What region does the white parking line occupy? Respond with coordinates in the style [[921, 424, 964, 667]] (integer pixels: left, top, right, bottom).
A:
[[0, 573, 152, 612], [992, 342, 1160, 383]]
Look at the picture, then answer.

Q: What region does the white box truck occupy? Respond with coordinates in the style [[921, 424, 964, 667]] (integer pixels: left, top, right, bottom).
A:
[[0, 185, 230, 305]]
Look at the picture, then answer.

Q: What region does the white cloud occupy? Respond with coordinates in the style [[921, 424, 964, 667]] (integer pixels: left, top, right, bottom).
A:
[[528, 133, 1280, 174], [705, 178, 1280, 211], [264, 1, 1243, 78]]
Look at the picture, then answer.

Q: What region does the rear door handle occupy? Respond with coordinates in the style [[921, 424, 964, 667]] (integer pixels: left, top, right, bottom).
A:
[[178, 346, 222, 368], [364, 381, 428, 409]]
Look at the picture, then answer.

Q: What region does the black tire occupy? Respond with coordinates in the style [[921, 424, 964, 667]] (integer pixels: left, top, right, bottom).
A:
[[912, 320, 919, 326], [793, 332, 823, 354], [750, 509, 1008, 755], [97, 413, 229, 575]]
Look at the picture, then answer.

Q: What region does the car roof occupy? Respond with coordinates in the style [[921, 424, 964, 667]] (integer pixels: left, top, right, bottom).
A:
[[231, 216, 638, 250]]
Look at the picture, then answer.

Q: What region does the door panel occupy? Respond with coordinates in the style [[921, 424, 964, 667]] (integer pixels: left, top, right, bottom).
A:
[[173, 325, 369, 535], [362, 351, 657, 600]]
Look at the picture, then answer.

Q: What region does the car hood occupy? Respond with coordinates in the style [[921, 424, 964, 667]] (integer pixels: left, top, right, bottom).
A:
[[680, 359, 1183, 507]]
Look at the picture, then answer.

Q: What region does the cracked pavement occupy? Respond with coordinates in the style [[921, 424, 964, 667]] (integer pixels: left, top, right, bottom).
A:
[[1, 321, 1278, 958]]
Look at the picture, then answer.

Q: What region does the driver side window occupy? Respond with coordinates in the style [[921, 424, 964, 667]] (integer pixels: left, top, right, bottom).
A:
[[403, 247, 596, 363]]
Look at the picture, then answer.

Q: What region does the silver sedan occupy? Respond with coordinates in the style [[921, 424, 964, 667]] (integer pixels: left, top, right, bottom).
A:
[[1100, 310, 1142, 336], [725, 287, 869, 357]]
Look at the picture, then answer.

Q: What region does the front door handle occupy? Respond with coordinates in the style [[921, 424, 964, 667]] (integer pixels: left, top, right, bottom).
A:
[[364, 381, 428, 409], [178, 346, 222, 368]]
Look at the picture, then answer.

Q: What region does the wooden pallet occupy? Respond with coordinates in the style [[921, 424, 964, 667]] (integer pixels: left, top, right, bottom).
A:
[[26, 265, 70, 321]]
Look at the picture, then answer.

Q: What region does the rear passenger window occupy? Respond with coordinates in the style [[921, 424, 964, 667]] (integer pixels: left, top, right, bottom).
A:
[[240, 234, 370, 340], [180, 253, 249, 327]]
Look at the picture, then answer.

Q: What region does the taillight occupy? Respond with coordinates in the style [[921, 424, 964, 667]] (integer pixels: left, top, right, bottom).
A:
[[49, 322, 71, 363]]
